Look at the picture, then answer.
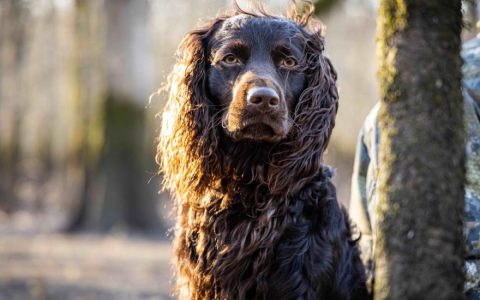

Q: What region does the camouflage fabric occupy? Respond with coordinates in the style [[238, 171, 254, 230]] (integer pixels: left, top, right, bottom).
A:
[[349, 36, 480, 298]]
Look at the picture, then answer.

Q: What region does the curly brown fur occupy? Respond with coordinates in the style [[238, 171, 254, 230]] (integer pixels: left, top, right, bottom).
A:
[[157, 1, 370, 299]]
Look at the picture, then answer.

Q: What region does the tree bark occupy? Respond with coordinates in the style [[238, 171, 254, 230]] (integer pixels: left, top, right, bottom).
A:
[[375, 1, 465, 299]]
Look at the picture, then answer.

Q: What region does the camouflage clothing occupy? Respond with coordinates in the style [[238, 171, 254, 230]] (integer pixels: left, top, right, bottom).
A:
[[349, 36, 480, 298]]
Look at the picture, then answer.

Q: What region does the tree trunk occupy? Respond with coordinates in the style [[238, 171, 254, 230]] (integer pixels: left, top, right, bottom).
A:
[[0, 0, 28, 212], [100, 0, 159, 232], [66, 0, 105, 232], [68, 0, 161, 233], [375, 1, 465, 299]]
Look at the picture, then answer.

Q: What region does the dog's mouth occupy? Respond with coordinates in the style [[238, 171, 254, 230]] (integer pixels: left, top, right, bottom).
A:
[[227, 116, 288, 142], [241, 123, 277, 139]]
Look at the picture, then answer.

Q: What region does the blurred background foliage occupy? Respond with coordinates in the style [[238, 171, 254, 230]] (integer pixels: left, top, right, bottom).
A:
[[0, 0, 477, 299]]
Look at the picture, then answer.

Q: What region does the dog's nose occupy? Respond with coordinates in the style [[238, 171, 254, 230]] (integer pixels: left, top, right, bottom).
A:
[[246, 87, 280, 107]]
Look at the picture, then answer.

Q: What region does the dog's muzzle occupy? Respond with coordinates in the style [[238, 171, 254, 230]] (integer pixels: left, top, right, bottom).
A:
[[226, 78, 289, 142]]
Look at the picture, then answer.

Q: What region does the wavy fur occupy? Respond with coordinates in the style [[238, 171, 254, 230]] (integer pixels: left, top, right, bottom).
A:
[[157, 1, 369, 299]]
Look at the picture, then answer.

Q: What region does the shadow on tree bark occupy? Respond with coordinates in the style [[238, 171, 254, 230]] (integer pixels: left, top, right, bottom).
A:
[[375, 1, 465, 299]]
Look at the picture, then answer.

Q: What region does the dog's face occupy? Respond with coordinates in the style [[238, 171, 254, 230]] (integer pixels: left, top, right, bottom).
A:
[[160, 6, 338, 203], [207, 16, 306, 142]]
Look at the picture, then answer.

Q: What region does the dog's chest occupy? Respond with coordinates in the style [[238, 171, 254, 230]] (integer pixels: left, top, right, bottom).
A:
[[185, 193, 328, 299]]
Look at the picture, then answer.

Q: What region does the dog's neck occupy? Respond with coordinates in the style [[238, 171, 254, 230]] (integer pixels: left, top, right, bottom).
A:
[[221, 139, 275, 182], [219, 137, 330, 195]]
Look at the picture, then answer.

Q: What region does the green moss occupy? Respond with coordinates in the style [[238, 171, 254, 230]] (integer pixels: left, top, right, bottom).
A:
[[0, 141, 18, 167], [85, 101, 104, 165], [101, 95, 146, 162], [314, 0, 343, 15], [378, 0, 407, 45], [377, 0, 406, 106]]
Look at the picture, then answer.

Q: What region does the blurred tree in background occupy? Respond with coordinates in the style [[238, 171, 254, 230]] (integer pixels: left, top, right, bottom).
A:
[[0, 0, 227, 235], [0, 0, 162, 234], [67, 0, 161, 232], [314, 0, 343, 15], [464, 0, 478, 40], [0, 0, 28, 213]]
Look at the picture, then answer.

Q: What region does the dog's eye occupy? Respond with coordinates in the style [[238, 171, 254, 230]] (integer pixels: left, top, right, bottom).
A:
[[222, 54, 239, 65], [280, 57, 297, 68]]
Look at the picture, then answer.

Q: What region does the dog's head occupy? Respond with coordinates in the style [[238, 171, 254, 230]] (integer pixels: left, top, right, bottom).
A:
[[159, 1, 338, 196], [208, 14, 307, 142]]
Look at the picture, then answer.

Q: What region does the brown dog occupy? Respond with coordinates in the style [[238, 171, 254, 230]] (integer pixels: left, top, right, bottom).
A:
[[157, 2, 369, 299]]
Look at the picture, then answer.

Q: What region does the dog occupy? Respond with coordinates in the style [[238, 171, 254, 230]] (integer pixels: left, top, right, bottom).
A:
[[157, 2, 370, 299]]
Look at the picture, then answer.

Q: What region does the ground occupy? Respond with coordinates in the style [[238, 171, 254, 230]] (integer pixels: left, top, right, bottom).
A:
[[0, 234, 174, 300]]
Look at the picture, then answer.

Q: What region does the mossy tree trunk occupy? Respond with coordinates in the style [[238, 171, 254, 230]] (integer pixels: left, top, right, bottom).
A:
[[68, 0, 161, 233], [375, 1, 465, 299]]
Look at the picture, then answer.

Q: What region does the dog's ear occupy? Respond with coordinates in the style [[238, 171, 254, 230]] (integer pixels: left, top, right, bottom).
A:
[[268, 25, 339, 195], [296, 33, 338, 153], [158, 19, 224, 201]]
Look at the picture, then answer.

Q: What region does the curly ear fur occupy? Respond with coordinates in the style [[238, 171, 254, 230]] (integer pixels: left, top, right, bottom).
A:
[[157, 18, 226, 203], [268, 24, 338, 195]]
